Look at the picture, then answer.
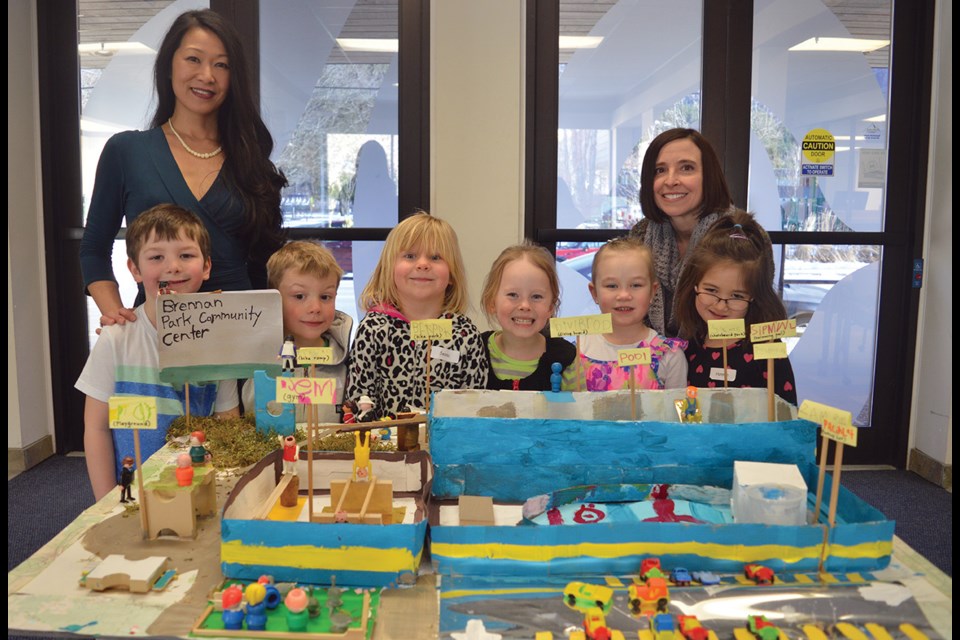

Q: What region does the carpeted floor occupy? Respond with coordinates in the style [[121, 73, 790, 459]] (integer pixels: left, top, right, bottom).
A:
[[7, 457, 953, 578]]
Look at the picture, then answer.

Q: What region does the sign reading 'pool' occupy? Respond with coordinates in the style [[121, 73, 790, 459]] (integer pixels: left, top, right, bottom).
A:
[[157, 291, 283, 384]]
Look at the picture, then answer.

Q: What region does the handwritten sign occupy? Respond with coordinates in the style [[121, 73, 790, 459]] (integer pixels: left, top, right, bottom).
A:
[[754, 341, 788, 360], [276, 377, 336, 405], [550, 314, 613, 338], [751, 319, 797, 342], [822, 417, 858, 446], [798, 399, 852, 428], [411, 319, 453, 341], [617, 347, 652, 367], [158, 291, 283, 383], [297, 347, 334, 365], [109, 396, 158, 430], [707, 318, 746, 340]]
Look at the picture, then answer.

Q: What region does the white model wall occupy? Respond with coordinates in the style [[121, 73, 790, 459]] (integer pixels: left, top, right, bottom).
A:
[[909, 0, 952, 467], [8, 0, 55, 453]]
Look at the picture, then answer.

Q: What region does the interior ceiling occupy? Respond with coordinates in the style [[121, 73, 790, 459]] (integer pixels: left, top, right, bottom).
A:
[[77, 0, 891, 70]]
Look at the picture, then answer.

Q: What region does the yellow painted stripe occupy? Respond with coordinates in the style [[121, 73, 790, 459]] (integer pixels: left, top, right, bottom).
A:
[[835, 622, 869, 640], [734, 575, 753, 585], [899, 624, 929, 640], [864, 623, 894, 640], [734, 629, 757, 640], [778, 631, 790, 640], [845, 572, 865, 583], [605, 576, 624, 587], [221, 541, 420, 573], [801, 625, 829, 640], [793, 574, 816, 584], [267, 497, 306, 521], [429, 539, 890, 563], [819, 573, 840, 584], [707, 633, 719, 640], [441, 587, 563, 599]]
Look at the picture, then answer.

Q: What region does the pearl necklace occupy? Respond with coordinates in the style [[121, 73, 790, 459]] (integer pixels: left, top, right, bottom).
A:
[[167, 118, 222, 159]]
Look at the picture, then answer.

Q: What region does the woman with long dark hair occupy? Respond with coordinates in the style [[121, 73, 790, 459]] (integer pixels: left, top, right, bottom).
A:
[[80, 9, 286, 327]]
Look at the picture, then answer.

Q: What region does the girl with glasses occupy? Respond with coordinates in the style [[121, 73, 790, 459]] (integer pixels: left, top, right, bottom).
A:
[[674, 210, 797, 404]]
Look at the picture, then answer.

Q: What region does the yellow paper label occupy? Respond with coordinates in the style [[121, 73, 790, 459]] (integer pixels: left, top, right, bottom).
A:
[[550, 314, 613, 337], [617, 347, 652, 367], [707, 318, 746, 340], [109, 396, 158, 430], [754, 342, 788, 360], [297, 347, 334, 365], [751, 319, 798, 342], [798, 399, 852, 428], [822, 417, 858, 446], [410, 319, 454, 341], [276, 377, 336, 405]]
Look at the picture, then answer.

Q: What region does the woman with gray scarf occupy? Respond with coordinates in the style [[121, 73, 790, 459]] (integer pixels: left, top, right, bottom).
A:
[[628, 128, 737, 336]]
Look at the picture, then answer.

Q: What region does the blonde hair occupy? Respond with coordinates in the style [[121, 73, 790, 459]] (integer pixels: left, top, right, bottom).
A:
[[360, 212, 469, 314], [267, 240, 343, 288], [125, 204, 211, 266], [480, 241, 561, 325], [591, 236, 657, 285]]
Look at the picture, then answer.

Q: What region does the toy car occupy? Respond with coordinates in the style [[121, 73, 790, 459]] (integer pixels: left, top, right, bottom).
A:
[[691, 570, 721, 586], [640, 557, 667, 582], [670, 567, 693, 586], [650, 612, 676, 639], [677, 615, 710, 640], [744, 564, 775, 585], [563, 581, 613, 613], [567, 606, 626, 640], [628, 576, 669, 615], [746, 614, 781, 640]]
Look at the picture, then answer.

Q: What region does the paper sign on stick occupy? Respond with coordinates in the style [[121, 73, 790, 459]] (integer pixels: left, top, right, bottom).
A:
[[798, 400, 852, 428], [707, 318, 746, 340], [754, 342, 788, 360], [751, 319, 797, 342], [550, 314, 613, 337], [411, 319, 453, 341], [297, 347, 334, 365], [617, 348, 652, 367], [276, 377, 336, 405], [158, 291, 283, 383], [109, 397, 158, 430], [822, 418, 858, 446]]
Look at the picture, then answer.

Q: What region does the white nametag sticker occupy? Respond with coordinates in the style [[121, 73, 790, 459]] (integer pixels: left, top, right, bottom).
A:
[[709, 367, 737, 382], [431, 346, 461, 364]]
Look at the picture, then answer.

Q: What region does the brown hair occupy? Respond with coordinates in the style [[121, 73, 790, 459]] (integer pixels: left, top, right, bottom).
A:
[[638, 128, 733, 224], [674, 209, 785, 341], [590, 236, 657, 286], [359, 212, 469, 314], [480, 241, 561, 325], [267, 240, 344, 289], [125, 204, 211, 266]]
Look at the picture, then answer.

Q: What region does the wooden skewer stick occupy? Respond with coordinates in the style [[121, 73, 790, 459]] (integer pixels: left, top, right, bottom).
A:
[[722, 339, 729, 388], [425, 340, 432, 413], [629, 366, 637, 420], [133, 430, 150, 538], [813, 434, 830, 524], [767, 358, 776, 421], [576, 336, 583, 392], [827, 442, 845, 527]]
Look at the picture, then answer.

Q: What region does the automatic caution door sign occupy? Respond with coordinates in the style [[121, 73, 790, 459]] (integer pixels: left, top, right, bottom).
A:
[[801, 128, 835, 176]]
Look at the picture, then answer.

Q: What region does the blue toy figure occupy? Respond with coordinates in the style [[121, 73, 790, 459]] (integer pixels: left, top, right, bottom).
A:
[[550, 362, 563, 393], [676, 385, 703, 423]]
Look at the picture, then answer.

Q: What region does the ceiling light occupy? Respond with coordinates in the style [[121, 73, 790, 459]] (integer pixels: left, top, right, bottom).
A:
[[559, 36, 604, 49], [336, 38, 398, 53], [78, 42, 155, 56], [789, 37, 889, 52]]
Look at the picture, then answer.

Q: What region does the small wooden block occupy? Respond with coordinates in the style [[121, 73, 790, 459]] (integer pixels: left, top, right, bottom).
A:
[[84, 555, 171, 594], [459, 495, 495, 526]]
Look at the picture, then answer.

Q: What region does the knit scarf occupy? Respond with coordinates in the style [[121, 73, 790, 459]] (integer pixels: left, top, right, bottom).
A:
[[641, 211, 725, 335]]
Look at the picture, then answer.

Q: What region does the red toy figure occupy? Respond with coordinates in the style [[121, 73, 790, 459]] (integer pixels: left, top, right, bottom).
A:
[[119, 456, 135, 503], [341, 400, 358, 424], [280, 435, 299, 476], [175, 453, 194, 487]]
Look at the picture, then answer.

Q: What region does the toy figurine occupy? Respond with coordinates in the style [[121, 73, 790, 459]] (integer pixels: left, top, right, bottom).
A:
[[305, 586, 322, 618], [189, 431, 211, 464], [378, 425, 392, 442], [175, 453, 194, 487], [245, 582, 268, 631], [279, 334, 297, 373], [279, 435, 300, 476], [284, 587, 310, 632], [341, 400, 358, 424], [675, 386, 703, 423], [353, 431, 372, 482], [221, 585, 245, 630], [119, 456, 135, 503], [550, 362, 563, 392], [356, 395, 381, 423]]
